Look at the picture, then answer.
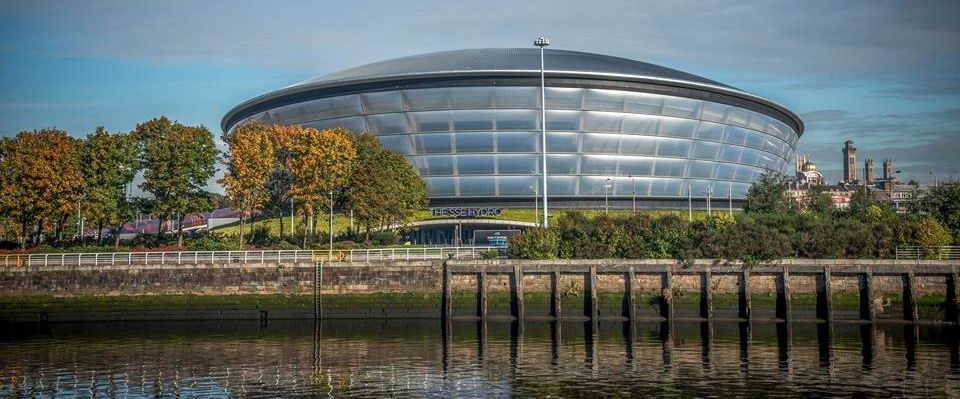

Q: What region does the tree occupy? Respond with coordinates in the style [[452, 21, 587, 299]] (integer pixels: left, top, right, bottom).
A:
[[913, 181, 960, 242], [806, 185, 833, 215], [0, 129, 83, 248], [135, 117, 217, 247], [220, 122, 275, 247], [344, 133, 427, 241], [744, 172, 793, 214], [266, 124, 297, 239], [82, 127, 139, 247], [286, 126, 357, 248]]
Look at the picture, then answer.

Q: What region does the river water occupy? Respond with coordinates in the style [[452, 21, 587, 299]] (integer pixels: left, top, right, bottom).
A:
[[1, 318, 958, 397]]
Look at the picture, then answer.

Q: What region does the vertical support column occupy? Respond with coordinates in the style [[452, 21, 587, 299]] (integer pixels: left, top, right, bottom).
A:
[[738, 269, 752, 320], [859, 270, 875, 321], [776, 268, 792, 321], [700, 269, 713, 319], [946, 271, 959, 324], [587, 265, 599, 321], [477, 269, 487, 320], [511, 264, 524, 320], [902, 272, 919, 322], [625, 267, 637, 320], [660, 269, 673, 320], [441, 261, 452, 323], [550, 270, 562, 319], [816, 266, 833, 322]]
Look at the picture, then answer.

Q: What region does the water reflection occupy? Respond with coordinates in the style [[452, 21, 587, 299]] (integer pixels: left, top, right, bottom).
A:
[[1, 319, 959, 397]]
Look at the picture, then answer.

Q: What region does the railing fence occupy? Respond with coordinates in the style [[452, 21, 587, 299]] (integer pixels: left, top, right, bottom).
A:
[[895, 246, 960, 260]]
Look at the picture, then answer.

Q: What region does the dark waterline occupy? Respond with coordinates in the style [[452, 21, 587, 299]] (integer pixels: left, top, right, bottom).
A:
[[1, 318, 958, 397]]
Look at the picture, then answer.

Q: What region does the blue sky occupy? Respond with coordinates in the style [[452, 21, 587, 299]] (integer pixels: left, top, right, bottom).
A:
[[2, 0, 958, 186]]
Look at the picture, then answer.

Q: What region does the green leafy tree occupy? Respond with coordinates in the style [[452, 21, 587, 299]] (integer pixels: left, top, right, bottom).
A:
[[82, 127, 139, 247], [806, 185, 834, 214], [344, 133, 427, 242], [135, 117, 217, 247], [913, 181, 960, 242], [508, 228, 560, 259], [220, 122, 275, 247], [744, 172, 793, 214], [287, 126, 356, 248], [848, 186, 881, 218]]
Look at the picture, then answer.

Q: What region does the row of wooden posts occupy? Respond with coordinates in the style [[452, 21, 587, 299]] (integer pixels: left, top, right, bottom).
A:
[[439, 263, 960, 324]]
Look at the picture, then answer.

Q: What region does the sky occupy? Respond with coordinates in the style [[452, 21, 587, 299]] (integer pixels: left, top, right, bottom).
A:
[[1, 0, 959, 187]]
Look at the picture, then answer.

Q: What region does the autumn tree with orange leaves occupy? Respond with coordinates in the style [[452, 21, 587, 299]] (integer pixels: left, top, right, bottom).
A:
[[221, 122, 275, 247]]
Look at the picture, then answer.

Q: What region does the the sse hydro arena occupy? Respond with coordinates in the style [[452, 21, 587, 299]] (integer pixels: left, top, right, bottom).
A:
[[222, 48, 803, 240]]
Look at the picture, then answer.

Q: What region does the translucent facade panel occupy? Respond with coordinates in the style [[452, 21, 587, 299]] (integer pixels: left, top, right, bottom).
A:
[[547, 176, 578, 195], [284, 95, 364, 123], [456, 155, 495, 175], [404, 88, 450, 111], [497, 131, 537, 152], [688, 161, 716, 179], [695, 121, 726, 142], [700, 102, 728, 123], [686, 180, 716, 197], [657, 118, 697, 138], [693, 142, 723, 164], [449, 87, 494, 109], [619, 136, 657, 156], [726, 108, 750, 127], [365, 113, 407, 135], [545, 88, 583, 110], [302, 116, 365, 133], [459, 176, 496, 196], [715, 163, 737, 180], [619, 157, 654, 176], [657, 139, 691, 158], [581, 155, 618, 175], [455, 132, 494, 153], [546, 110, 581, 131], [546, 132, 579, 153], [409, 111, 450, 132], [739, 149, 759, 166], [744, 133, 766, 151], [452, 110, 494, 131], [623, 92, 663, 115], [497, 154, 537, 175], [492, 87, 538, 108], [649, 179, 684, 197], [583, 89, 625, 112], [725, 127, 749, 146], [378, 135, 411, 154], [413, 133, 452, 154], [415, 155, 454, 175], [653, 159, 687, 177], [547, 154, 579, 174], [498, 176, 537, 196], [496, 110, 537, 130], [720, 145, 742, 163], [580, 176, 618, 196], [733, 165, 756, 182], [582, 133, 619, 153], [661, 96, 701, 119], [425, 177, 456, 197], [361, 91, 403, 114], [621, 114, 659, 135], [582, 111, 622, 132]]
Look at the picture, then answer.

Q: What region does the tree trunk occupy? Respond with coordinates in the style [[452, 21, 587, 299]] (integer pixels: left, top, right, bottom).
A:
[[157, 216, 164, 242], [177, 214, 184, 248], [239, 214, 245, 249], [278, 208, 284, 240], [301, 213, 309, 249], [97, 220, 104, 246], [19, 220, 28, 250], [114, 227, 122, 249]]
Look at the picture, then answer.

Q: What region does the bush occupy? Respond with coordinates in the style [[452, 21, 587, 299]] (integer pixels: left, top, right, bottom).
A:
[[508, 228, 559, 259], [370, 231, 399, 246]]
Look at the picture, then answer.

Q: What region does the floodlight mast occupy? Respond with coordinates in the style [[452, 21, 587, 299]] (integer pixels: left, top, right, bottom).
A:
[[535, 36, 550, 228]]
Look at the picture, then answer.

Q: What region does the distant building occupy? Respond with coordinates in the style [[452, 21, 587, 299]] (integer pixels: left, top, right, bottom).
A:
[[864, 158, 874, 185], [842, 140, 857, 184]]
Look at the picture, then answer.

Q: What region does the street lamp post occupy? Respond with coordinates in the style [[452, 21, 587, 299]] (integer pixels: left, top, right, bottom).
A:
[[631, 175, 637, 215], [535, 35, 550, 228], [530, 184, 539, 227], [703, 186, 714, 218], [604, 178, 613, 215], [328, 191, 334, 261]]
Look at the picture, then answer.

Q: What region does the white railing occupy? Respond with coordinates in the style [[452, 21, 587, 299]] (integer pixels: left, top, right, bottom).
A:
[[0, 247, 502, 268], [896, 246, 960, 260]]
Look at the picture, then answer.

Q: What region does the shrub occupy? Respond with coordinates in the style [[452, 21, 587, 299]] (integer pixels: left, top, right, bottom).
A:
[[508, 228, 559, 259]]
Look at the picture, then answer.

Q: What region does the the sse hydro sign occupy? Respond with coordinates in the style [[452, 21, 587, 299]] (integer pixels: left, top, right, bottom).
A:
[[431, 208, 502, 218]]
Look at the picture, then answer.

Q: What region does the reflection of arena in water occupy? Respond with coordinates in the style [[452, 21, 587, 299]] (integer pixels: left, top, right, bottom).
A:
[[223, 48, 804, 208]]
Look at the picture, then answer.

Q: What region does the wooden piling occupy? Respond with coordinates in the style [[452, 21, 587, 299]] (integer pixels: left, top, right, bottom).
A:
[[625, 267, 637, 320], [660, 270, 673, 320], [441, 261, 452, 322], [947, 272, 959, 324], [859, 270, 875, 321], [738, 269, 752, 320], [700, 269, 713, 319], [511, 264, 524, 320], [477, 269, 488, 319], [902, 272, 918, 322], [816, 267, 833, 322], [776, 268, 792, 321], [587, 265, 599, 321], [551, 270, 562, 319]]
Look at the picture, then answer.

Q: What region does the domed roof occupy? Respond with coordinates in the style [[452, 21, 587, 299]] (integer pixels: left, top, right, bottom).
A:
[[292, 48, 738, 91]]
